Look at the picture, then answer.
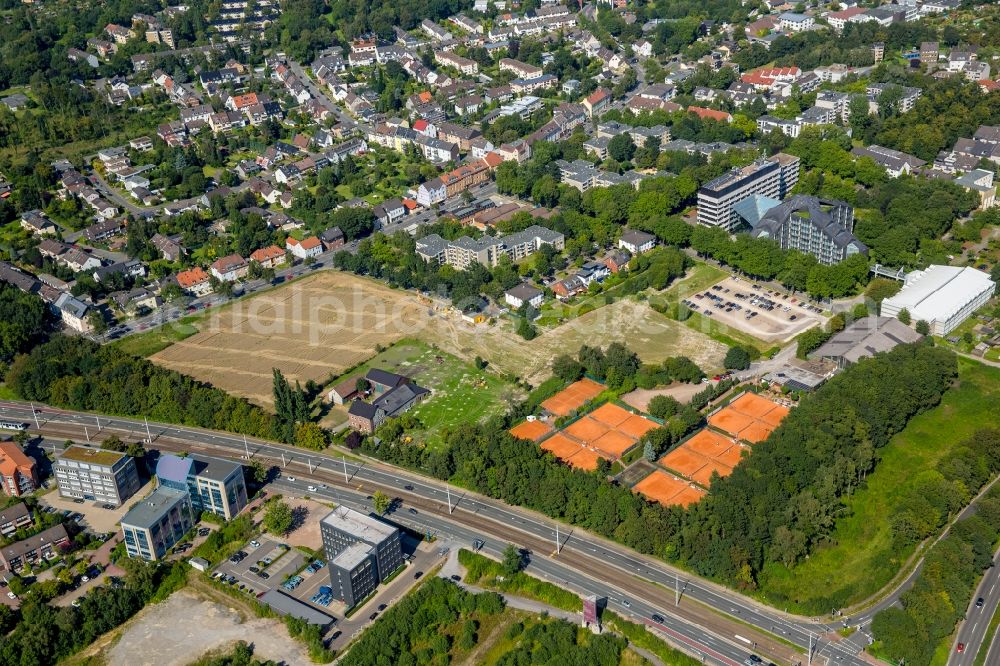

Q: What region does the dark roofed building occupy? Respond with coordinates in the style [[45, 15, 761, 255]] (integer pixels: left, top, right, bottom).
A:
[[0, 524, 70, 571], [347, 371, 430, 434], [812, 316, 923, 368], [748, 195, 867, 265]]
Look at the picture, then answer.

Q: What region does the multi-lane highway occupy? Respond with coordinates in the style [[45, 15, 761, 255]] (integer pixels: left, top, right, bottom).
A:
[[951, 546, 1000, 666], [0, 401, 876, 666]]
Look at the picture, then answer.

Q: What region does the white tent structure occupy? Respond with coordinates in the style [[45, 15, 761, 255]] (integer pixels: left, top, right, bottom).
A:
[[881, 265, 995, 336]]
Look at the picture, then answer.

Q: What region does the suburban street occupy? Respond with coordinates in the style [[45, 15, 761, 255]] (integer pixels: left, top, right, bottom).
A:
[[0, 401, 883, 666]]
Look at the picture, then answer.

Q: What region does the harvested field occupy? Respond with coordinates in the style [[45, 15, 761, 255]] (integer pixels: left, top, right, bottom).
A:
[[150, 272, 728, 406], [541, 378, 605, 417], [634, 470, 706, 507], [151, 272, 426, 408], [509, 420, 552, 442]]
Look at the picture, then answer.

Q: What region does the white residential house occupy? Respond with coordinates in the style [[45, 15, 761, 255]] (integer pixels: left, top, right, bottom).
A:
[[779, 12, 814, 31], [286, 236, 323, 260], [504, 283, 544, 310]]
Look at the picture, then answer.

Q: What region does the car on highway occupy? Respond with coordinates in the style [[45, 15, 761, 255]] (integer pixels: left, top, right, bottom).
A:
[[307, 485, 317, 492], [957, 643, 965, 653], [369, 612, 378, 621], [286, 476, 296, 482], [404, 485, 414, 491], [413, 571, 423, 580], [651, 614, 665, 624], [621, 600, 631, 608], [744, 655, 763, 666], [378, 604, 387, 611], [408, 508, 418, 515], [976, 597, 985, 608]]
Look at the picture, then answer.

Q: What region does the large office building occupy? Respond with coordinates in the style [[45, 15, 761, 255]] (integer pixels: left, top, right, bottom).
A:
[[54, 445, 141, 507], [320, 507, 403, 608], [155, 453, 248, 520], [697, 153, 800, 231], [120, 486, 193, 561], [748, 195, 868, 265], [881, 265, 996, 336]]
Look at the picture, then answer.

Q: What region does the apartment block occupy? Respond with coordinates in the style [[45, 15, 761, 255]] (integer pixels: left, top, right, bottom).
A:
[[0, 502, 33, 537], [54, 445, 141, 506], [0, 442, 38, 497], [416, 225, 564, 269], [0, 524, 69, 571], [697, 153, 799, 231], [121, 487, 193, 561]]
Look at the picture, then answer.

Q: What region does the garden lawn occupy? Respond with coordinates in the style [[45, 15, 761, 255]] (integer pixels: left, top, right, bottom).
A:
[[757, 359, 1000, 613], [111, 320, 200, 358]]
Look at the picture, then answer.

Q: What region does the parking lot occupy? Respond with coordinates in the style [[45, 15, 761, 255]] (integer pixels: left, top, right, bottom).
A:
[[209, 533, 344, 614], [38, 479, 155, 534], [683, 276, 825, 343]]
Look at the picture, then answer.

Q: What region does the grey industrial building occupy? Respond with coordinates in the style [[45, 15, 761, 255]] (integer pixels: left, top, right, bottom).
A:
[[54, 445, 141, 507], [320, 507, 403, 609], [120, 486, 193, 561], [748, 195, 868, 265], [812, 316, 923, 368]]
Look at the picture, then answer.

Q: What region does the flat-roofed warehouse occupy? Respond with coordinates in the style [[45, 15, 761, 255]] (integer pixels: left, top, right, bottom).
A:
[[880, 265, 995, 336], [812, 316, 923, 368]]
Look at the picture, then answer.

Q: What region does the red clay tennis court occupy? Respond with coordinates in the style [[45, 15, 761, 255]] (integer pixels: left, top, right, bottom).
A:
[[592, 430, 636, 458], [690, 459, 734, 487], [709, 393, 791, 443], [509, 420, 552, 442], [707, 410, 756, 438], [589, 402, 634, 428], [567, 448, 602, 471], [714, 443, 748, 468], [759, 404, 791, 428], [634, 470, 706, 507], [617, 414, 659, 439], [684, 429, 734, 459], [564, 416, 610, 443], [541, 378, 605, 416], [541, 432, 584, 459], [660, 446, 711, 479], [738, 422, 775, 444], [671, 485, 708, 507]]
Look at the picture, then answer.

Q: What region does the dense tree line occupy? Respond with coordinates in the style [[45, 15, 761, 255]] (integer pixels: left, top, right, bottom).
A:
[[0, 282, 51, 372], [6, 335, 279, 440], [873, 477, 1000, 666], [191, 641, 277, 666], [496, 618, 627, 666], [342, 577, 505, 665]]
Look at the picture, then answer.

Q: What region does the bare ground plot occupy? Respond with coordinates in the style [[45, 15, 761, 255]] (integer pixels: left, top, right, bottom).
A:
[[621, 382, 705, 411], [107, 588, 312, 666], [428, 297, 727, 386], [687, 276, 824, 344], [280, 497, 333, 551], [151, 272, 428, 408]]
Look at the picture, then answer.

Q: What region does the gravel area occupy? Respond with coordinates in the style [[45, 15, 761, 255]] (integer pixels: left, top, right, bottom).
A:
[[108, 589, 311, 666]]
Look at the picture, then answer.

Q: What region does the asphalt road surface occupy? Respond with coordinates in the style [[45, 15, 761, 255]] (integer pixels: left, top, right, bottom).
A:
[[949, 545, 1000, 666], [0, 402, 880, 666]]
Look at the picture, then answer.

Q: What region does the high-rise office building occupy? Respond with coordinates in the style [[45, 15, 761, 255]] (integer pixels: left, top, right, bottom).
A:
[[120, 487, 193, 561], [155, 453, 248, 520], [54, 445, 141, 507], [697, 153, 800, 231]]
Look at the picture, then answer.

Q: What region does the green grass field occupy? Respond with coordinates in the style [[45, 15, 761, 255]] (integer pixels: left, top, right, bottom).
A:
[[327, 340, 524, 448], [111, 320, 200, 358], [757, 359, 1000, 613], [0, 384, 16, 400]]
